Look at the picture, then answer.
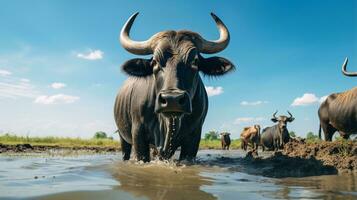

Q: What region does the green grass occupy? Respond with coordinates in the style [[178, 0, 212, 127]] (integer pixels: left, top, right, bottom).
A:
[[0, 133, 243, 150], [0, 133, 119, 148], [199, 139, 241, 149]]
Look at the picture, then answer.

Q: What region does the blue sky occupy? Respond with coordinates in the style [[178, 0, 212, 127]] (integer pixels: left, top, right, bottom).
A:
[[0, 0, 356, 139]]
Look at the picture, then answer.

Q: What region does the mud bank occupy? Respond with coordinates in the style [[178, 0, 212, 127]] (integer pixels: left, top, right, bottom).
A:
[[0, 143, 120, 154], [283, 140, 357, 173], [241, 140, 357, 177]]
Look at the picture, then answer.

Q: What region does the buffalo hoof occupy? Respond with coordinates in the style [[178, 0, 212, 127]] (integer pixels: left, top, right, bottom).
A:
[[246, 150, 259, 159]]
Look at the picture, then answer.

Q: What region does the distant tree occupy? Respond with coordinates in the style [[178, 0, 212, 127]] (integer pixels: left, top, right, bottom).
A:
[[289, 131, 296, 137], [306, 132, 318, 140], [204, 131, 219, 140], [93, 131, 107, 139]]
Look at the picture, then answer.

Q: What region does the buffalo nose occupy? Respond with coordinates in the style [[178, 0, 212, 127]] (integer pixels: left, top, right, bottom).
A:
[[155, 91, 192, 114]]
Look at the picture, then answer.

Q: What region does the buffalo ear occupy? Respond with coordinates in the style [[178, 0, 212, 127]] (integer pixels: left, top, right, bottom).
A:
[[198, 55, 235, 76], [271, 118, 278, 123], [121, 58, 153, 77], [288, 117, 295, 122]]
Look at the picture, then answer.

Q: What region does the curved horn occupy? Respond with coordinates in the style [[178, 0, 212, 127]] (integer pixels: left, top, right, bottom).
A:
[[272, 110, 278, 120], [287, 111, 293, 119], [120, 12, 154, 55], [287, 111, 295, 122], [199, 13, 230, 54], [342, 57, 357, 77]]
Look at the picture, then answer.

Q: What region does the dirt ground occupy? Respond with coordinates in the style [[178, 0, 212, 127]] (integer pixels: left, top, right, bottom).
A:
[[243, 139, 357, 177], [283, 140, 357, 173]]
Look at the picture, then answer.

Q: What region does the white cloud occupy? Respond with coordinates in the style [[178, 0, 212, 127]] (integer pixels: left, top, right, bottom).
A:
[[0, 69, 12, 76], [291, 93, 327, 106], [205, 86, 223, 97], [77, 50, 103, 60], [34, 94, 80, 105], [234, 117, 265, 125], [240, 100, 268, 106], [51, 82, 66, 89], [0, 77, 39, 99]]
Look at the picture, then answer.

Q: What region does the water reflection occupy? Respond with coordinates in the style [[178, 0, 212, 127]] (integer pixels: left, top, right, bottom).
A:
[[271, 175, 357, 200], [1, 151, 356, 200], [110, 161, 217, 200]]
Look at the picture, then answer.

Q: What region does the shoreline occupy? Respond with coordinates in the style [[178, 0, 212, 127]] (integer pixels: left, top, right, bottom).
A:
[[1, 140, 356, 175], [0, 143, 120, 154]]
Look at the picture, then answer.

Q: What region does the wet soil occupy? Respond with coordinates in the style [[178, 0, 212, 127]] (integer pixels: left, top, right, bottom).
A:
[[239, 140, 357, 177], [283, 140, 357, 173]]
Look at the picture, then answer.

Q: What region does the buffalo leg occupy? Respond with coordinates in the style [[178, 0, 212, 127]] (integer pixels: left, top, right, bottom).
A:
[[249, 141, 254, 151], [253, 142, 258, 151], [278, 135, 283, 149], [241, 141, 244, 150], [120, 135, 132, 161], [242, 140, 247, 151], [179, 128, 201, 161], [274, 138, 279, 151], [131, 125, 150, 162], [321, 122, 336, 141]]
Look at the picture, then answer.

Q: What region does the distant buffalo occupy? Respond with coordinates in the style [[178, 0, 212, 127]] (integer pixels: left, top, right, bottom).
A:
[[318, 58, 357, 141], [240, 125, 260, 151], [114, 13, 235, 161], [261, 111, 294, 151], [220, 132, 231, 150]]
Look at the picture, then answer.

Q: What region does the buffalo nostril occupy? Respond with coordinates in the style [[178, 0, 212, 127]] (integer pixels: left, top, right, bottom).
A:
[[159, 95, 167, 105]]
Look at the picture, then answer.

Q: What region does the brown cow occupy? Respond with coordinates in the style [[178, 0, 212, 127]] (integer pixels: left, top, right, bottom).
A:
[[220, 132, 231, 150], [240, 125, 261, 151]]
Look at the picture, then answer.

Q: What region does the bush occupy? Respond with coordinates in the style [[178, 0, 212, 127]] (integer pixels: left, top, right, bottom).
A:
[[93, 131, 107, 139], [306, 132, 319, 141], [289, 131, 296, 137], [204, 131, 219, 140]]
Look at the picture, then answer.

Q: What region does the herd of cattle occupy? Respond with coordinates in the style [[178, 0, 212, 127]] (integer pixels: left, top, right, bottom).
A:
[[221, 111, 295, 151], [114, 12, 356, 161]]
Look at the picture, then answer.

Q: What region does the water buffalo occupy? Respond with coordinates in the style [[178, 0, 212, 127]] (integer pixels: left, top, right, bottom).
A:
[[220, 132, 231, 150], [318, 58, 357, 141], [114, 12, 235, 161], [240, 125, 260, 151], [261, 111, 294, 151]]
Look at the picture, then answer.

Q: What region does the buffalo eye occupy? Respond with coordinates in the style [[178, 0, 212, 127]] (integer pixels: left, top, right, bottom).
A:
[[191, 56, 199, 70], [151, 59, 162, 74]]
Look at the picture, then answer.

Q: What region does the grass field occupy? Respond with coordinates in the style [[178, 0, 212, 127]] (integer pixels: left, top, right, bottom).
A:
[[0, 133, 119, 148], [199, 139, 241, 149], [0, 133, 242, 150]]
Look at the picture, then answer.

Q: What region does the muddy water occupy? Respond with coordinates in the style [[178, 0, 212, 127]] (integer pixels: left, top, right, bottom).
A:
[[0, 150, 356, 200]]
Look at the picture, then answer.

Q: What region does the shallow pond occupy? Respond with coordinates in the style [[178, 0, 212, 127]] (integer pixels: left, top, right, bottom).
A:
[[0, 150, 356, 200]]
